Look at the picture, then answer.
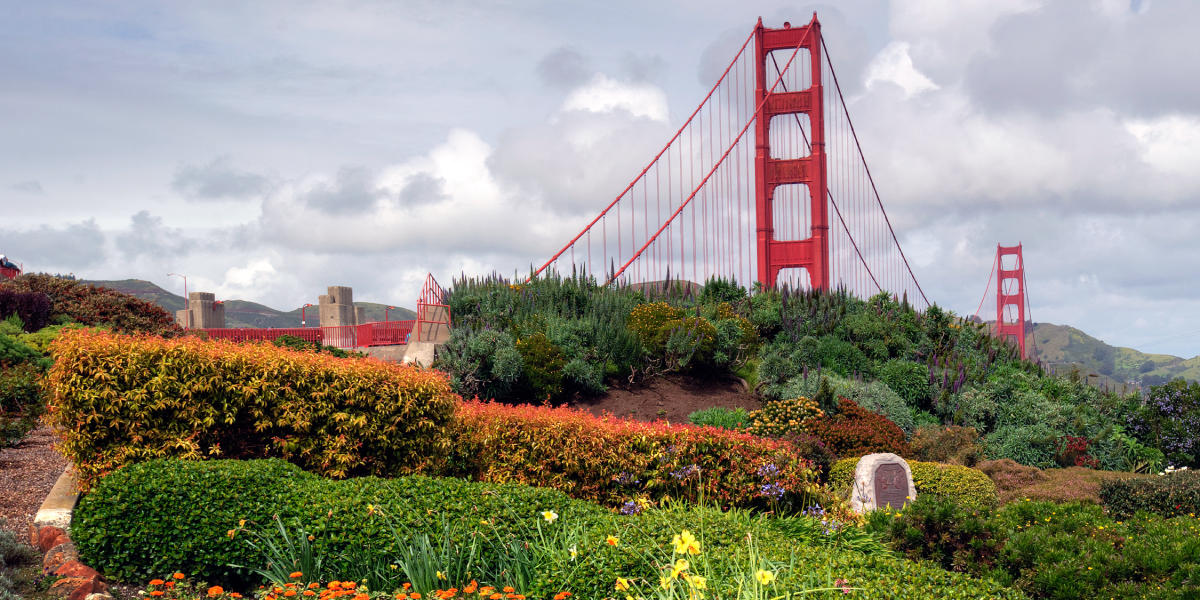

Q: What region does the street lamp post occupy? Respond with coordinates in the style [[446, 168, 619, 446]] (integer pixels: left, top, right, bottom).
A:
[[167, 272, 188, 301], [385, 306, 396, 322], [301, 303, 313, 327]]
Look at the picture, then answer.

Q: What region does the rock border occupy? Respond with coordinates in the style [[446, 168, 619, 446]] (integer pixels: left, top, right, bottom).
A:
[[28, 466, 111, 600]]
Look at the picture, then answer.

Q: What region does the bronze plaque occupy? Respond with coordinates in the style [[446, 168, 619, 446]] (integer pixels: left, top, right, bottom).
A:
[[874, 463, 909, 510]]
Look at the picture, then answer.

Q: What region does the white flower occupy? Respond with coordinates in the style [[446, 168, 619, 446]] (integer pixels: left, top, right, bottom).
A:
[[542, 510, 559, 523]]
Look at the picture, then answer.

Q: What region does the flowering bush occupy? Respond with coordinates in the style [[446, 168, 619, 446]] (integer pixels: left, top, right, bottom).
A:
[[1129, 379, 1200, 468], [443, 400, 823, 511], [807, 398, 909, 458], [47, 329, 459, 488], [746, 396, 823, 438]]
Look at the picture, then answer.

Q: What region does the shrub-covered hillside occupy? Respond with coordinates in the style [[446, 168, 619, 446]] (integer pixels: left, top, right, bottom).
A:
[[437, 274, 1192, 471]]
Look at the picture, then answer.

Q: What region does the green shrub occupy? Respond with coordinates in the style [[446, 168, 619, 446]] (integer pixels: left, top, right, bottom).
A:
[[515, 332, 566, 401], [988, 501, 1200, 600], [75, 458, 1025, 599], [1100, 469, 1200, 518], [686, 406, 748, 430], [0, 363, 45, 446], [270, 334, 362, 359], [47, 329, 459, 488], [867, 494, 1001, 573], [880, 359, 931, 407], [984, 424, 1060, 469], [436, 328, 523, 401], [831, 457, 999, 511]]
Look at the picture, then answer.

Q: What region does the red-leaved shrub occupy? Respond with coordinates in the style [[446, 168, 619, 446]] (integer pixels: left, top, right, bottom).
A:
[[807, 398, 909, 458], [3, 274, 181, 336], [443, 400, 822, 511]]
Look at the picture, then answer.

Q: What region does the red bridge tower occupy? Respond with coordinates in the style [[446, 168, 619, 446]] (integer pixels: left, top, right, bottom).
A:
[[754, 15, 829, 290], [995, 244, 1028, 358]]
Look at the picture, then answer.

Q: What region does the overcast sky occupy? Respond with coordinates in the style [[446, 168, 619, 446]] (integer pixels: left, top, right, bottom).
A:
[[3, 0, 1199, 357]]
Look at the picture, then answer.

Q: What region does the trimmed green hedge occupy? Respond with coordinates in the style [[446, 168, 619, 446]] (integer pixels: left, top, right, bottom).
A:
[[831, 457, 999, 511], [74, 459, 1024, 599], [1100, 470, 1200, 518]]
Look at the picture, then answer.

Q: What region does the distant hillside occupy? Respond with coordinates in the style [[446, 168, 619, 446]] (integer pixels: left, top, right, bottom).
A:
[[85, 279, 416, 329], [1029, 322, 1199, 387]]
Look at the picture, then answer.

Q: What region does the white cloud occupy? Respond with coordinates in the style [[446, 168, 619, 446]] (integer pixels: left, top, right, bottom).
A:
[[865, 42, 938, 96], [1125, 114, 1200, 178], [562, 74, 670, 122]]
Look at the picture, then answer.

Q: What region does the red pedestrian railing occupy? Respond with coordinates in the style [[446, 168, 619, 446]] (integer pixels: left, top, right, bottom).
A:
[[202, 327, 324, 344], [415, 274, 452, 342]]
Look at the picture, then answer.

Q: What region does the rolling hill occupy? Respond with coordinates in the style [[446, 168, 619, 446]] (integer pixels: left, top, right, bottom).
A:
[[1029, 322, 1200, 386], [84, 279, 417, 329]]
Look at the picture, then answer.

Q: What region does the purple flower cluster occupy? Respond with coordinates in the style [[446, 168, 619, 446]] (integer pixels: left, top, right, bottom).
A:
[[613, 471, 640, 486], [759, 482, 785, 500], [620, 501, 642, 515], [671, 464, 701, 480], [757, 463, 780, 478]]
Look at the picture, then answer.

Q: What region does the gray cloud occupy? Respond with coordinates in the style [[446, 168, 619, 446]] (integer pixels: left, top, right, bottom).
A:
[[9, 180, 43, 194], [0, 220, 106, 270], [965, 2, 1200, 117], [172, 156, 269, 201], [300, 167, 378, 215], [116, 210, 198, 259], [537, 47, 591, 89], [397, 173, 447, 208], [620, 53, 666, 83]]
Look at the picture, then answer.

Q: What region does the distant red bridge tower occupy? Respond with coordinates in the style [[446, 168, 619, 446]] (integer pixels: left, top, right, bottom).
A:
[[995, 244, 1029, 358]]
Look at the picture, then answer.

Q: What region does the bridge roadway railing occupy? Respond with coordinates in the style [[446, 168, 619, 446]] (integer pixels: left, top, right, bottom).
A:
[[199, 319, 415, 350]]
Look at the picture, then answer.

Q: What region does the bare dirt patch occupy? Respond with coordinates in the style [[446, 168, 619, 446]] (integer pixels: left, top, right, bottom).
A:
[[572, 374, 761, 424]]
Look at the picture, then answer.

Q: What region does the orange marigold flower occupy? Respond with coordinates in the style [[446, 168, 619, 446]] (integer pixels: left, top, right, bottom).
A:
[[149, 579, 165, 586], [343, 583, 356, 590], [489, 594, 501, 600], [231, 595, 243, 599], [285, 591, 297, 597], [394, 595, 408, 600], [290, 572, 303, 579], [166, 582, 176, 589], [150, 592, 165, 597], [553, 593, 571, 600], [208, 586, 225, 597], [409, 594, 421, 600], [503, 588, 514, 594], [355, 594, 368, 600], [328, 582, 342, 590], [303, 592, 316, 598], [174, 573, 186, 580], [308, 583, 321, 590]]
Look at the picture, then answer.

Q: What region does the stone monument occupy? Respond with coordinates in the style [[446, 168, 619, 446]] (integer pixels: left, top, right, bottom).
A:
[[849, 452, 917, 513], [175, 292, 225, 329], [318, 286, 357, 327]]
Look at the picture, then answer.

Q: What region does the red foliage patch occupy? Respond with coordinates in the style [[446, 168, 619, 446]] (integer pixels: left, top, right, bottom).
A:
[[807, 398, 909, 458]]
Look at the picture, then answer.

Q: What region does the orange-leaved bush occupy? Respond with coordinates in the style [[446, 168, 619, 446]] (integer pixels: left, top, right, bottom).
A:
[[807, 398, 909, 458], [441, 400, 824, 511], [47, 329, 458, 488]]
